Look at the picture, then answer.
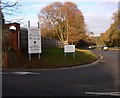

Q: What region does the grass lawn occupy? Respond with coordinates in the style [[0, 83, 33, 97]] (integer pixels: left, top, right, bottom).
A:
[[108, 47, 120, 51], [9, 48, 99, 69]]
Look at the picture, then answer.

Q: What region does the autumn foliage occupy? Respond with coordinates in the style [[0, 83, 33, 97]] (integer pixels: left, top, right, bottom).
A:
[[38, 2, 87, 44], [99, 10, 120, 47]]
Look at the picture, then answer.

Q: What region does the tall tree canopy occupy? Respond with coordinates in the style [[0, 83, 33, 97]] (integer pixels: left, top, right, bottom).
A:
[[99, 10, 120, 47], [38, 2, 87, 44]]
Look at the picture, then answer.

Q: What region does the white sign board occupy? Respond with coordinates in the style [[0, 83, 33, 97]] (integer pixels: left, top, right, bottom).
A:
[[28, 27, 41, 54], [64, 45, 75, 53]]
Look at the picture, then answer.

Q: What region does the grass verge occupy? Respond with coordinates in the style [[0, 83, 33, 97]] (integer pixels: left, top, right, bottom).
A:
[[9, 48, 99, 69]]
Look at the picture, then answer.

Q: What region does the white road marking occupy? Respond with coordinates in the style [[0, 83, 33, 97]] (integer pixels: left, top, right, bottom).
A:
[[1, 71, 40, 75], [11, 72, 40, 75], [85, 92, 120, 96]]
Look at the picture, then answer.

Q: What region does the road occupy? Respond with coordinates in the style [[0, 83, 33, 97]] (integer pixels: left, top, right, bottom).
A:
[[2, 50, 119, 96]]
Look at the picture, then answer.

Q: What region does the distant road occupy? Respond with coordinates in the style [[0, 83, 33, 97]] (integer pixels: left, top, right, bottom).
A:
[[2, 50, 119, 96]]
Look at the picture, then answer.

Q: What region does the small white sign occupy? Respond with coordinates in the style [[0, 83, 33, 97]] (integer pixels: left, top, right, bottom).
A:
[[28, 27, 41, 54], [64, 45, 75, 53]]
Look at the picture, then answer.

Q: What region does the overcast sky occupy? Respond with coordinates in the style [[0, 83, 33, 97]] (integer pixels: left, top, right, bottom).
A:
[[3, 0, 118, 36]]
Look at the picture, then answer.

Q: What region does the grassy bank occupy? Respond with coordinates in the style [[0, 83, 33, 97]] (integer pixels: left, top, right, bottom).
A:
[[108, 47, 120, 51], [9, 48, 99, 69]]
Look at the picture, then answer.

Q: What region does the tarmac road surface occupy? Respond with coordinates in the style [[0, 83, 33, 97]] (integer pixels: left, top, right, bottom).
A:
[[2, 50, 119, 96]]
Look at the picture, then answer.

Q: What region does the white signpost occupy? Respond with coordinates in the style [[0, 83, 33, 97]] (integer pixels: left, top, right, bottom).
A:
[[64, 45, 75, 58], [28, 21, 41, 60]]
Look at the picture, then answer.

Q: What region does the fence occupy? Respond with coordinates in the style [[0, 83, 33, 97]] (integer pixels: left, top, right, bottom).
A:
[[20, 28, 28, 51], [20, 28, 64, 52], [41, 37, 63, 48]]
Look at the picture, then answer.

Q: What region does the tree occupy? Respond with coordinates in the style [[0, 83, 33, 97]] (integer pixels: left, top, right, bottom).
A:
[[38, 2, 86, 44], [1, 0, 22, 24], [99, 10, 120, 47], [1, 0, 20, 15]]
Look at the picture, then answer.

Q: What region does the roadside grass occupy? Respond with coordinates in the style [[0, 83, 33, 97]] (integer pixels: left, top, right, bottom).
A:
[[108, 47, 120, 51], [9, 48, 99, 69]]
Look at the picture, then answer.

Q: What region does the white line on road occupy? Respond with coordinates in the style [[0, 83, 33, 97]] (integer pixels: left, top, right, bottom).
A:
[[11, 72, 40, 75], [85, 92, 120, 96], [1, 71, 40, 75]]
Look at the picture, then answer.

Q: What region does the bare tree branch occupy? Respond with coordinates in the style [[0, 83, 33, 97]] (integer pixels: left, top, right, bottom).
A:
[[1, 0, 19, 9], [1, 0, 22, 15]]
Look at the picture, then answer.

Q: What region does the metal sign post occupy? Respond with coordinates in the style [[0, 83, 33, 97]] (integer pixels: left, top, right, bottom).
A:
[[28, 20, 31, 61], [38, 22, 40, 59], [73, 52, 75, 59], [29, 53, 31, 61], [64, 53, 66, 57]]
